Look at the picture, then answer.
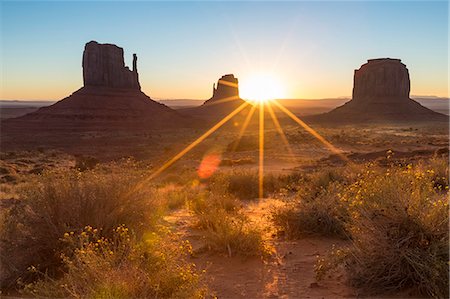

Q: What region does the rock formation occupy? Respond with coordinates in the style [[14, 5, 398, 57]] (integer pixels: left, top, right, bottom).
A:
[[203, 74, 240, 105], [2, 41, 189, 139], [179, 74, 247, 121], [311, 58, 447, 123], [352, 58, 410, 101], [83, 41, 140, 90]]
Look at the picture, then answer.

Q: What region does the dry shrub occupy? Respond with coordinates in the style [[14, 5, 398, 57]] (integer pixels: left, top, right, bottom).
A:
[[317, 162, 449, 298], [272, 167, 352, 238], [196, 208, 267, 257], [0, 165, 160, 289], [209, 170, 280, 200], [24, 225, 205, 298], [188, 185, 266, 257], [74, 155, 99, 171], [273, 182, 348, 238]]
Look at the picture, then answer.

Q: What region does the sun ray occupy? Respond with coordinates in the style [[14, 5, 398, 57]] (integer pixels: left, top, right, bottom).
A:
[[266, 102, 295, 158], [126, 101, 250, 195], [203, 95, 241, 106], [271, 100, 349, 162], [259, 102, 265, 199], [149, 101, 249, 179], [231, 104, 257, 152], [218, 79, 239, 88]]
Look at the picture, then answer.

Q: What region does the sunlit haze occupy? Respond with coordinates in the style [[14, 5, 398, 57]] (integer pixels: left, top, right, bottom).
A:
[[240, 73, 286, 103], [1, 1, 448, 100]]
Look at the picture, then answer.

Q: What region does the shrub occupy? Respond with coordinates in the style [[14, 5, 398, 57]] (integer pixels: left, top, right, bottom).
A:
[[226, 171, 259, 200], [196, 209, 268, 257], [23, 225, 205, 298], [74, 155, 99, 171], [317, 163, 449, 298], [0, 166, 160, 289], [209, 171, 281, 200], [272, 167, 352, 238], [188, 184, 266, 257], [273, 182, 348, 238]]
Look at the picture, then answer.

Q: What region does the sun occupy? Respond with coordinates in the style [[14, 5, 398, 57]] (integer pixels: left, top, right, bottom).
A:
[[240, 73, 286, 103]]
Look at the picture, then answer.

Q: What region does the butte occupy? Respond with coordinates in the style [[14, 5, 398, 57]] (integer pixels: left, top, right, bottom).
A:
[[310, 58, 448, 123]]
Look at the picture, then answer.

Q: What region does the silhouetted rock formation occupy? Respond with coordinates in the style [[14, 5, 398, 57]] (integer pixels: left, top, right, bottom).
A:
[[2, 41, 190, 150], [203, 74, 240, 105], [83, 41, 140, 90], [179, 74, 247, 121], [311, 58, 447, 123]]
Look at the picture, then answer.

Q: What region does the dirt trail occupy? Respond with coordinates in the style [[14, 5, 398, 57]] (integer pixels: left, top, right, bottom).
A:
[[164, 199, 356, 298]]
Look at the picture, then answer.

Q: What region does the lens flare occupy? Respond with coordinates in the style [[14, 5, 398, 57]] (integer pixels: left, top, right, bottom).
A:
[[197, 152, 222, 179]]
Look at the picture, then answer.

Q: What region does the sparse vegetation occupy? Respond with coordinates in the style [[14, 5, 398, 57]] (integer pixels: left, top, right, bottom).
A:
[[188, 181, 267, 257], [23, 225, 205, 298], [1, 134, 448, 298], [313, 159, 449, 298], [273, 181, 348, 238], [0, 163, 162, 289]]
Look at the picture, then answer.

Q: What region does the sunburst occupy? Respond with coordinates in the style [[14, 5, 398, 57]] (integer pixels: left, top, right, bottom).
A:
[[130, 82, 347, 199]]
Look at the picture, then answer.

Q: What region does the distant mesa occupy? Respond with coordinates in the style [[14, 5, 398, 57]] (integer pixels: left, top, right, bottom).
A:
[[4, 41, 186, 128], [313, 58, 448, 122], [179, 74, 246, 120]]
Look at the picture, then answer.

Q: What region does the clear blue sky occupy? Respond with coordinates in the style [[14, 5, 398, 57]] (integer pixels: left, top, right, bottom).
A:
[[1, 0, 448, 100]]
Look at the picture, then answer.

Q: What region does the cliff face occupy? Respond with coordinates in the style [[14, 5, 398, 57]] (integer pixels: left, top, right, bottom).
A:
[[352, 58, 410, 101], [311, 58, 448, 123], [83, 41, 140, 90]]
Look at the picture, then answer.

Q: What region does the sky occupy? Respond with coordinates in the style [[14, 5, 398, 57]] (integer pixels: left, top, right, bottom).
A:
[[1, 0, 448, 101]]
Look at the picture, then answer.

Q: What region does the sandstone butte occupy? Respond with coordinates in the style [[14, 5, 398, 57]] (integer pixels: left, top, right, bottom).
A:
[[179, 74, 246, 120], [5, 41, 187, 129], [311, 58, 448, 123]]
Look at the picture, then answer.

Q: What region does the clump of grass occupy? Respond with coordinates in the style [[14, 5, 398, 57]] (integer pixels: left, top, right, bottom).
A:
[[188, 183, 266, 257], [0, 165, 160, 289], [208, 170, 281, 200], [23, 225, 205, 298], [196, 208, 267, 257], [273, 182, 348, 238], [272, 167, 352, 238], [317, 162, 449, 298], [74, 155, 99, 171]]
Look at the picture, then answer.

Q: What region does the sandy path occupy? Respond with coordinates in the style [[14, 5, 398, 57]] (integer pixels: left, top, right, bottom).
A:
[[164, 199, 356, 298]]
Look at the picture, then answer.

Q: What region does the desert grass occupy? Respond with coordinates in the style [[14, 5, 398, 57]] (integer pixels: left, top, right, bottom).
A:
[[0, 162, 163, 289], [272, 167, 354, 238], [315, 159, 449, 298], [186, 175, 268, 257], [273, 181, 348, 238], [24, 225, 205, 298]]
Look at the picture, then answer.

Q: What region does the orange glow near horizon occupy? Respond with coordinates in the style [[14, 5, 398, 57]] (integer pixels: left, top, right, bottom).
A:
[[240, 73, 287, 103]]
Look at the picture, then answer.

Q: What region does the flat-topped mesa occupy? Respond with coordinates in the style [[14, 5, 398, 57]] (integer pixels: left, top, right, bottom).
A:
[[352, 58, 410, 102], [211, 74, 239, 100], [82, 41, 141, 90]]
